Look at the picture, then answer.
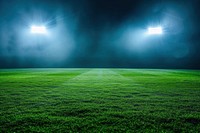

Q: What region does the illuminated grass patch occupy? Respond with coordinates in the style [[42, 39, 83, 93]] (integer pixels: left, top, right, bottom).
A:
[[0, 69, 200, 132]]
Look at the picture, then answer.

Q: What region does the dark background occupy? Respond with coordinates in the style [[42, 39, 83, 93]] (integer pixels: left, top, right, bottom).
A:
[[0, 0, 200, 69]]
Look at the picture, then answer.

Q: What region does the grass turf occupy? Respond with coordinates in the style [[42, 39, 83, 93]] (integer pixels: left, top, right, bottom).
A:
[[0, 68, 200, 132]]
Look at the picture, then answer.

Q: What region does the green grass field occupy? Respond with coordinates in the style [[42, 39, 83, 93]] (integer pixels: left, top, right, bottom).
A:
[[0, 69, 200, 132]]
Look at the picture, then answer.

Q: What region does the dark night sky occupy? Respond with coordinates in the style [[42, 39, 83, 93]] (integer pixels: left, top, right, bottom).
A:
[[0, 0, 200, 68]]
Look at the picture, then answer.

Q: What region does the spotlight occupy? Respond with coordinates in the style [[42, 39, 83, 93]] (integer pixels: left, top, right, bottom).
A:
[[147, 26, 163, 35], [30, 25, 47, 34]]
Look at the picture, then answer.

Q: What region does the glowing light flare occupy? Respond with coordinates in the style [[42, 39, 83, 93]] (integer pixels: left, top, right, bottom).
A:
[[147, 26, 163, 35], [30, 25, 47, 34]]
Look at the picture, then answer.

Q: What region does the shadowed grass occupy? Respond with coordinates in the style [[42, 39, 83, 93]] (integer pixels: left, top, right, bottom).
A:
[[0, 68, 200, 132]]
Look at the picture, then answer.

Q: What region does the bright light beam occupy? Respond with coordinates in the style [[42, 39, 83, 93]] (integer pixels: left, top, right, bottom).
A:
[[30, 25, 47, 34], [147, 26, 163, 35]]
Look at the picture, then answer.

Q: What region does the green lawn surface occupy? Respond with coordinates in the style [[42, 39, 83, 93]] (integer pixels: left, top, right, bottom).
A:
[[0, 69, 200, 132]]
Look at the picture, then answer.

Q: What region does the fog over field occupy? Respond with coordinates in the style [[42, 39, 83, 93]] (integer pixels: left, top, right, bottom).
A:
[[0, 0, 200, 68]]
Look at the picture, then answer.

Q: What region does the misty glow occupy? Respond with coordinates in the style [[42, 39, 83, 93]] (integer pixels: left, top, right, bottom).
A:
[[147, 26, 163, 34], [31, 25, 47, 34]]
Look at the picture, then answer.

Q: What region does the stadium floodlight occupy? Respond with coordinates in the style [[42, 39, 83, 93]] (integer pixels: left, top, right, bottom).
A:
[[147, 26, 163, 35], [30, 25, 47, 34]]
